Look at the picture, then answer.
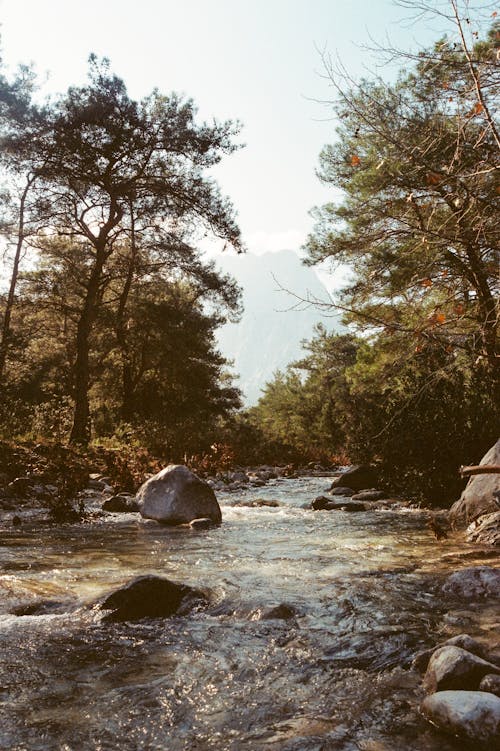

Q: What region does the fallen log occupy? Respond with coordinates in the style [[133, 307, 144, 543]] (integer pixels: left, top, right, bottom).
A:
[[460, 465, 500, 478]]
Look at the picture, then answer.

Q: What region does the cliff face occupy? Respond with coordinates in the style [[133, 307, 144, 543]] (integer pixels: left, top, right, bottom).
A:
[[214, 249, 341, 405]]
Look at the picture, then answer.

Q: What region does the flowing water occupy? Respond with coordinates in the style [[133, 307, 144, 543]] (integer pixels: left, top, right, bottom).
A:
[[0, 476, 499, 751]]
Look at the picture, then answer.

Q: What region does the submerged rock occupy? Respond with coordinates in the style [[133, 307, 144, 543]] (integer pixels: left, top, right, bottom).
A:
[[330, 465, 378, 492], [442, 566, 500, 599], [99, 575, 207, 622], [423, 645, 500, 693], [11, 599, 73, 616], [421, 690, 500, 746], [261, 603, 297, 620], [234, 498, 280, 508], [137, 465, 222, 525], [312, 496, 367, 512], [189, 518, 216, 530]]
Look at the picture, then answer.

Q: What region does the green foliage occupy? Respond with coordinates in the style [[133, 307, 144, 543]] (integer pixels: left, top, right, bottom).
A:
[[306, 26, 499, 375], [0, 55, 243, 454], [249, 328, 359, 462], [251, 19, 500, 504], [248, 17, 500, 498]]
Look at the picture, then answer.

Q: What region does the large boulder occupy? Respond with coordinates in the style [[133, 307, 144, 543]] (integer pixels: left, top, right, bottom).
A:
[[137, 465, 222, 525], [423, 646, 500, 694], [421, 690, 500, 746], [412, 634, 490, 673], [330, 465, 378, 492], [450, 438, 500, 526], [99, 575, 207, 622]]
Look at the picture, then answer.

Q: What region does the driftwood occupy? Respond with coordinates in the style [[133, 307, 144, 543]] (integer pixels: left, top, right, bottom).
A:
[[460, 465, 500, 478]]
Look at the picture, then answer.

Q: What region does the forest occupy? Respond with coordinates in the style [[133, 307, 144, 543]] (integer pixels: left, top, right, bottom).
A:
[[0, 9, 499, 506]]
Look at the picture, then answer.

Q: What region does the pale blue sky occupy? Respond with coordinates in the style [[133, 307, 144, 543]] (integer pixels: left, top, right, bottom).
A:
[[0, 0, 456, 256]]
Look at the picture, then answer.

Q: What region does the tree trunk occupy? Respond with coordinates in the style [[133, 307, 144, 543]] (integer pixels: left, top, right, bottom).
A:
[[69, 249, 106, 444], [0, 177, 34, 383], [116, 202, 137, 423]]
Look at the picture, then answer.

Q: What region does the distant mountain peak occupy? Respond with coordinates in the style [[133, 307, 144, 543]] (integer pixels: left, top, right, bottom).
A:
[[214, 249, 340, 405]]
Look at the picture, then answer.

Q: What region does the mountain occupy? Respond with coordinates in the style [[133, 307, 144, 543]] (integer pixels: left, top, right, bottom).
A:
[[214, 249, 340, 405]]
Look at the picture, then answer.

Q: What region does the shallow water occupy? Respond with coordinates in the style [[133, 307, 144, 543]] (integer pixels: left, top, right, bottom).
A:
[[0, 476, 498, 750]]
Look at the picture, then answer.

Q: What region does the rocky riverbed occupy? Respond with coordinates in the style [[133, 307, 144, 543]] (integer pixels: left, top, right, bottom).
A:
[[0, 467, 499, 750]]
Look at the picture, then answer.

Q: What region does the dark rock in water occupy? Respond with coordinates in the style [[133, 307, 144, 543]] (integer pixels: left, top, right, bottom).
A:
[[442, 566, 500, 599], [189, 518, 216, 530], [328, 487, 355, 496], [12, 515, 21, 527], [423, 646, 500, 693], [339, 502, 368, 512], [330, 465, 378, 492], [99, 575, 208, 622], [11, 599, 72, 616], [102, 495, 139, 513], [312, 496, 333, 510], [312, 496, 366, 512], [261, 603, 297, 620], [421, 690, 500, 746], [467, 511, 500, 547], [137, 464, 222, 525], [236, 498, 280, 508], [479, 674, 500, 696], [351, 489, 385, 501]]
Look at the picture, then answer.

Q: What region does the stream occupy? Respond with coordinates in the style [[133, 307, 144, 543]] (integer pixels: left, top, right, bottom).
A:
[[0, 475, 498, 751]]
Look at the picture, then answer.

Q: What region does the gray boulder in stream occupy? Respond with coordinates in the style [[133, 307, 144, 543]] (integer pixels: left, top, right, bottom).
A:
[[421, 690, 500, 746], [137, 465, 222, 525], [99, 575, 207, 622]]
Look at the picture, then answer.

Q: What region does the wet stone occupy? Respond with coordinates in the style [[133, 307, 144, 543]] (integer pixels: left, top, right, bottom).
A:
[[261, 603, 297, 620], [423, 645, 500, 693], [102, 495, 139, 513], [189, 518, 216, 530], [99, 575, 208, 622], [479, 674, 500, 696], [311, 496, 367, 512], [421, 690, 500, 747]]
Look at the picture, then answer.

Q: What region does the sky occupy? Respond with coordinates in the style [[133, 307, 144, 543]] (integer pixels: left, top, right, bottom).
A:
[[0, 0, 457, 260]]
